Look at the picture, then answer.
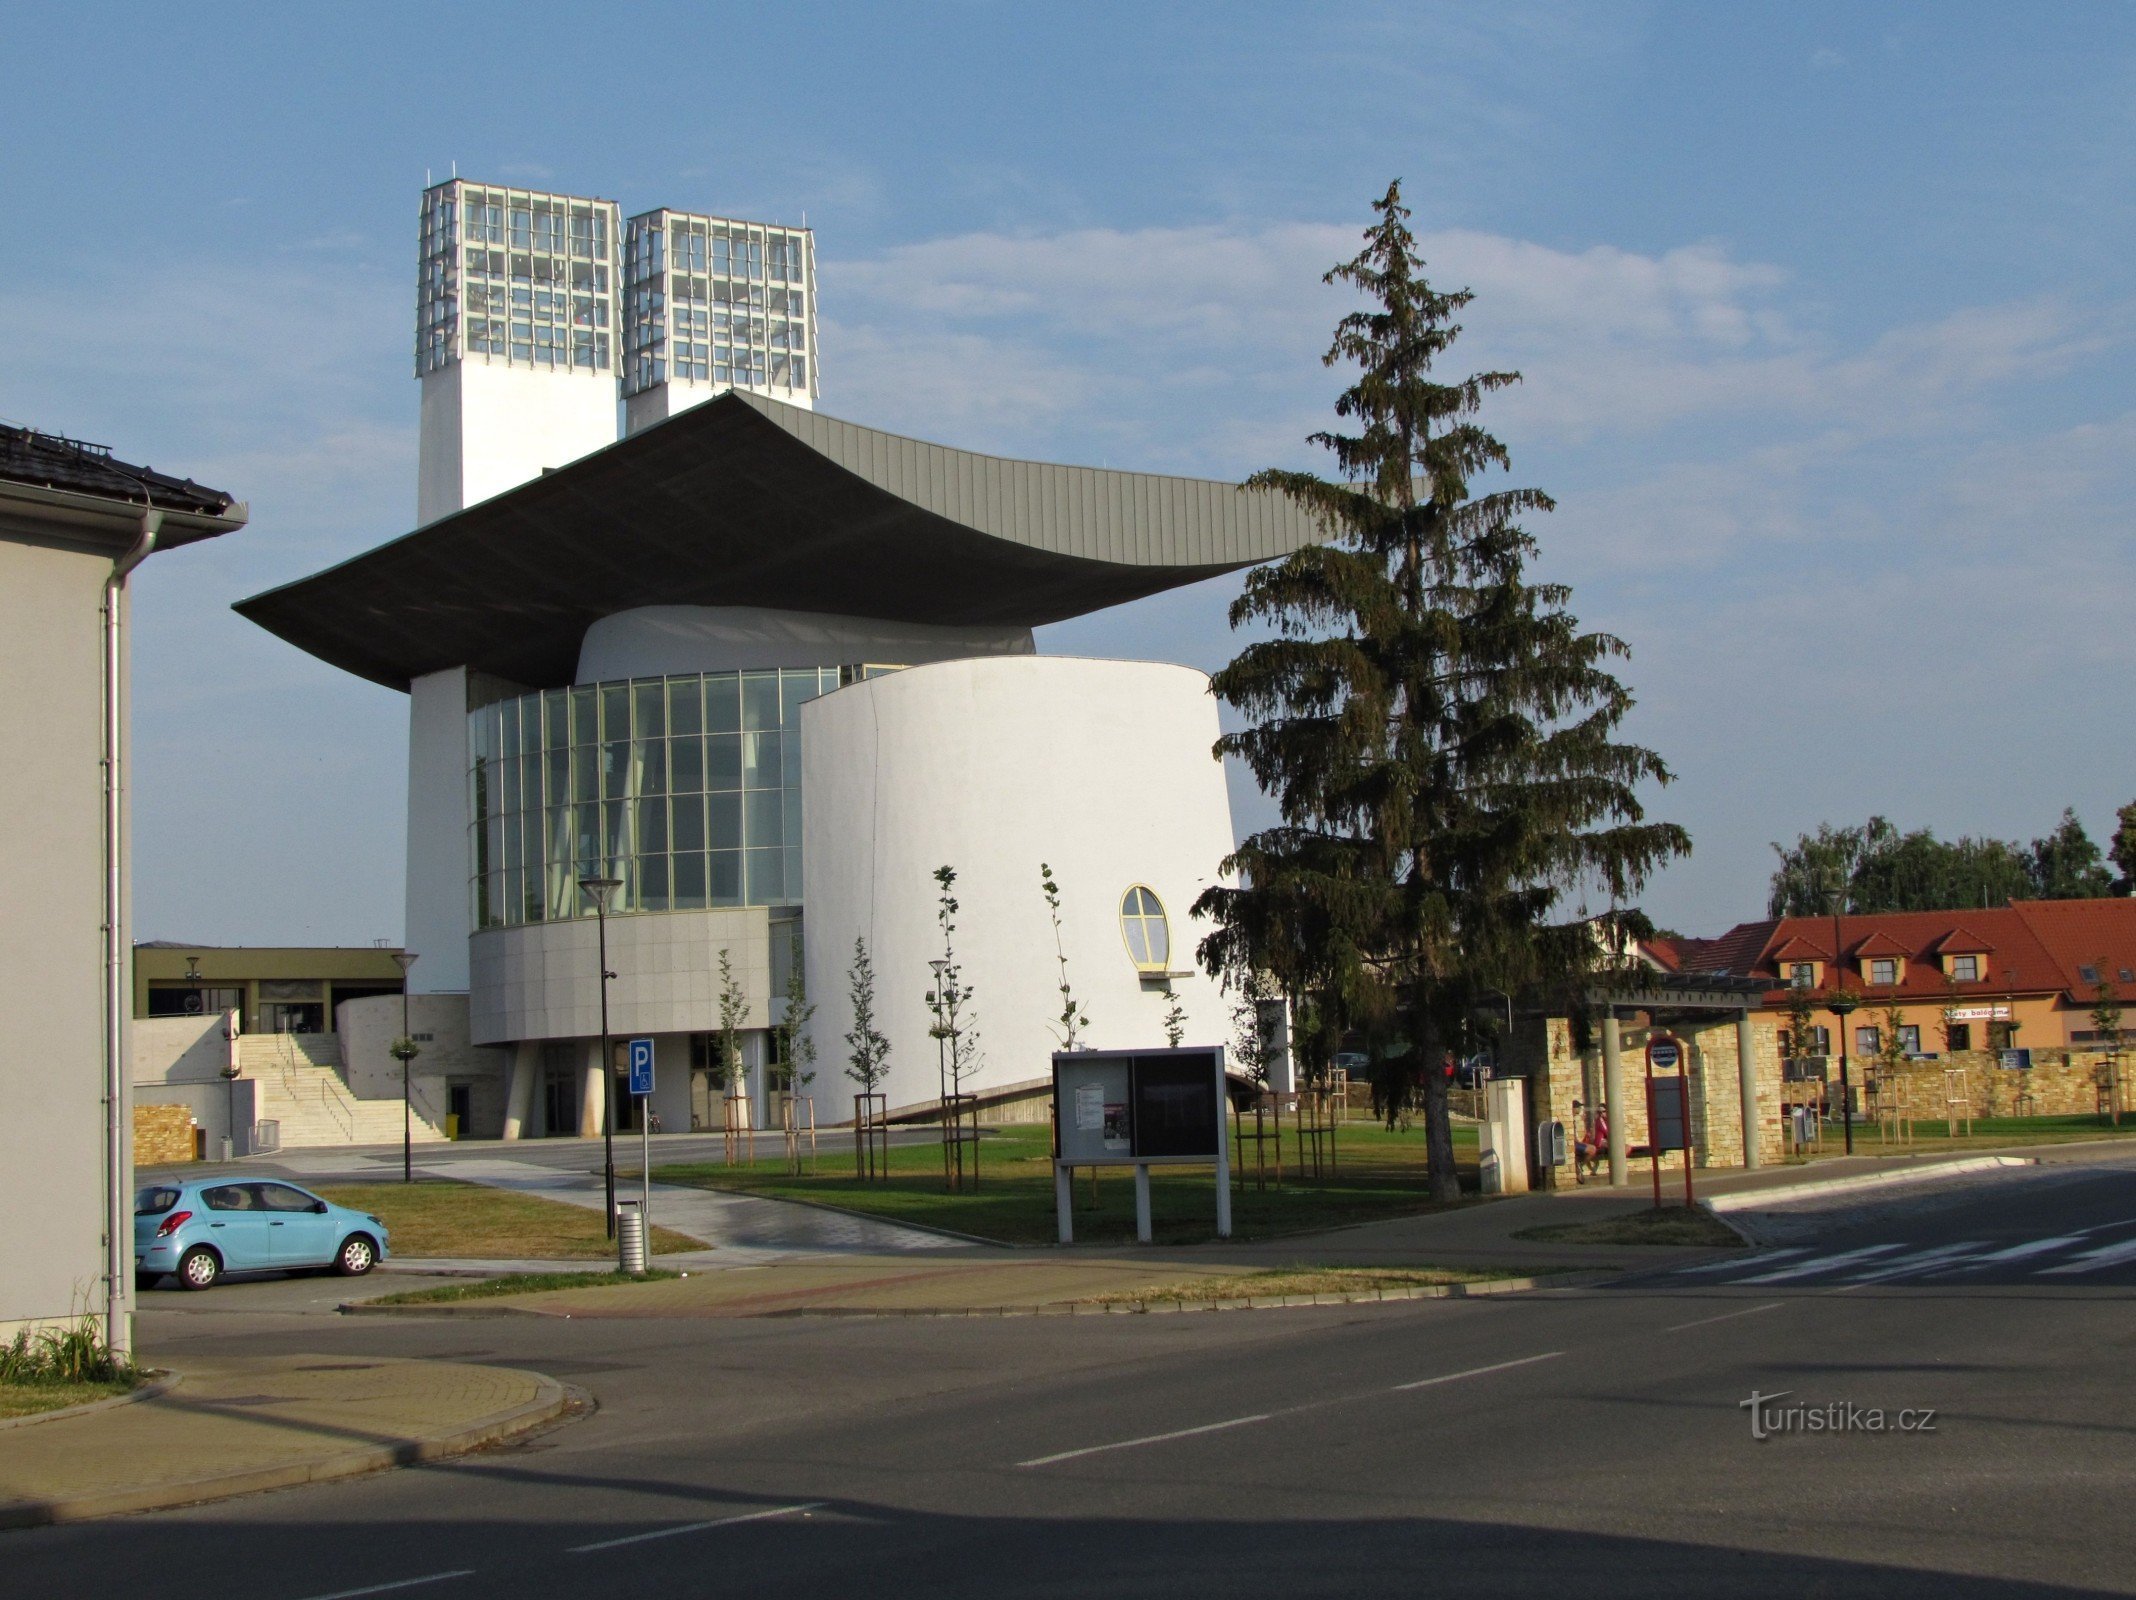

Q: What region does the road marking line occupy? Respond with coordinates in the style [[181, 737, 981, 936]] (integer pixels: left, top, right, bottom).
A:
[[1959, 1235, 2088, 1265], [1392, 1351, 1565, 1391], [1839, 1243, 1989, 1285], [2040, 1236, 2136, 1276], [292, 1573, 475, 1600], [1018, 1414, 1273, 1468], [1672, 1249, 1807, 1277], [568, 1502, 826, 1552], [1664, 1301, 1785, 1332], [1735, 1244, 1904, 1284]]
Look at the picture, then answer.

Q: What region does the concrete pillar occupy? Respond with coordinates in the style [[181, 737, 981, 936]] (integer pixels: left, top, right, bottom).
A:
[[578, 1039, 606, 1137], [1601, 1011, 1628, 1188], [1737, 1008, 1762, 1170], [502, 1041, 538, 1141]]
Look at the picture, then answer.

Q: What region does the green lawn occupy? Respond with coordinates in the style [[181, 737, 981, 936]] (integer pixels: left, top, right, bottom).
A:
[[655, 1119, 1478, 1246], [311, 1180, 702, 1259], [0, 1378, 137, 1420], [1790, 1112, 2136, 1162]]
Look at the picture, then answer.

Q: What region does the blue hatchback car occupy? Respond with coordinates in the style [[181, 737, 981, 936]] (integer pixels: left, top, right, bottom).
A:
[[135, 1178, 390, 1291]]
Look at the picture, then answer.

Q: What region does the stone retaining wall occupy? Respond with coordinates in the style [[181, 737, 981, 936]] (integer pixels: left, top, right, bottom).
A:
[[1858, 1048, 2125, 1122], [133, 1103, 197, 1165]]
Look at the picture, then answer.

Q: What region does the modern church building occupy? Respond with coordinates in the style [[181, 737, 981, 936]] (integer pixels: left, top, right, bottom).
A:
[[233, 179, 1318, 1141]]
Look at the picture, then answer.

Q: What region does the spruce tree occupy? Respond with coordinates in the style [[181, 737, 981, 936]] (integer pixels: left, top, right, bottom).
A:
[[1196, 181, 1689, 1202]]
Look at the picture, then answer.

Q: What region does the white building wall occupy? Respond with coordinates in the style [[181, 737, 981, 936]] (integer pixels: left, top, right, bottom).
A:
[[467, 905, 776, 1046], [0, 534, 121, 1338], [405, 667, 472, 993], [417, 360, 619, 527], [575, 606, 1034, 684], [799, 657, 1238, 1121]]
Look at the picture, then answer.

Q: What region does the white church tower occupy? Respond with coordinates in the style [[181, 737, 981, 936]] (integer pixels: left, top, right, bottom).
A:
[[622, 208, 818, 435], [415, 179, 624, 526]]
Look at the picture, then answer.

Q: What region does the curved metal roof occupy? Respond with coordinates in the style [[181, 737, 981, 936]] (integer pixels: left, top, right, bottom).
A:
[[235, 391, 1323, 692]]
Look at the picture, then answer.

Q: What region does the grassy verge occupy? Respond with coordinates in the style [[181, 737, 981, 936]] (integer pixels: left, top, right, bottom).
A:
[[1512, 1205, 1742, 1248], [1081, 1264, 1514, 1306], [1795, 1113, 2136, 1159], [0, 1379, 139, 1421], [311, 1180, 702, 1259], [656, 1121, 1479, 1246], [369, 1268, 682, 1305]]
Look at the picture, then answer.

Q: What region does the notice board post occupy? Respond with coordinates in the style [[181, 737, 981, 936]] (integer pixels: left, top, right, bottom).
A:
[[1052, 1048, 1230, 1244], [1643, 1032, 1694, 1210]]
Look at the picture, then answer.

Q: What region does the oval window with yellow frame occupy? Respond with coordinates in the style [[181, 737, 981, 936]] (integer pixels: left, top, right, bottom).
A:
[[1119, 885, 1171, 973]]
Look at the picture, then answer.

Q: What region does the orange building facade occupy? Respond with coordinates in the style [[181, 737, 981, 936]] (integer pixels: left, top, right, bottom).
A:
[[1654, 899, 2136, 1061]]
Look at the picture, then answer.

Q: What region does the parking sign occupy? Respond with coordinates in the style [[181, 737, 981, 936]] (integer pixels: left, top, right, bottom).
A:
[[627, 1037, 655, 1097]]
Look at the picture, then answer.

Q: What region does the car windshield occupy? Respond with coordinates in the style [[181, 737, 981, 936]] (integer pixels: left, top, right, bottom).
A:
[[135, 1185, 181, 1216]]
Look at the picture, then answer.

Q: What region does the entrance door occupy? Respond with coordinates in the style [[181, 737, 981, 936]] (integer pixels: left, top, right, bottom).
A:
[[543, 1070, 578, 1136], [447, 1083, 472, 1140]]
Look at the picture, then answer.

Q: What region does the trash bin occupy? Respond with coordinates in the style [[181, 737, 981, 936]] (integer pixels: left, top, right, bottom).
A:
[[616, 1199, 648, 1276]]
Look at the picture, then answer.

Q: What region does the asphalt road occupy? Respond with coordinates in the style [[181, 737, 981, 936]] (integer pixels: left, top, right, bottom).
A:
[[14, 1149, 2134, 1600]]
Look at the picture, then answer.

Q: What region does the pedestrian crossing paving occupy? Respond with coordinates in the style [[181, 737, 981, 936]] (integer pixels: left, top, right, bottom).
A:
[[1661, 1218, 2136, 1287]]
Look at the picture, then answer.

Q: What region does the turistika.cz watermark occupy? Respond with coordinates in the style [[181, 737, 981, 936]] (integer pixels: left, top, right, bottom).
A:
[[1740, 1390, 1938, 1441]]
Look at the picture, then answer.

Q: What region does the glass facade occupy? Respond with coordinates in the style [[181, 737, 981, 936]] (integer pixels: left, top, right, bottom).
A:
[[417, 180, 619, 378], [468, 668, 848, 929], [622, 208, 817, 401]]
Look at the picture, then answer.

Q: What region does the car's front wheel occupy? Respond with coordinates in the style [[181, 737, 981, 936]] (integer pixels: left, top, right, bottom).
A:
[[334, 1234, 378, 1276], [177, 1247, 220, 1291]]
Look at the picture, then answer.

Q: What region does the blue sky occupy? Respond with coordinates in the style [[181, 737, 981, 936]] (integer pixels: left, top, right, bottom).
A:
[[3, 2, 2130, 945]]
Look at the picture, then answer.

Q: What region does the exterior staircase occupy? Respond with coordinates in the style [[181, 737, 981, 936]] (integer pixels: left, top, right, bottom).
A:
[[240, 1032, 448, 1150]]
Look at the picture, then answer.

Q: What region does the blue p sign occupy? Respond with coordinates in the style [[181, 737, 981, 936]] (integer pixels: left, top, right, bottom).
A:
[[627, 1038, 655, 1097]]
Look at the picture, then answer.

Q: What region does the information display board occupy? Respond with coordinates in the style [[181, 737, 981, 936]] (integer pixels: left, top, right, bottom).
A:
[[1648, 1077, 1689, 1152], [1051, 1047, 1231, 1243], [1052, 1049, 1224, 1164]]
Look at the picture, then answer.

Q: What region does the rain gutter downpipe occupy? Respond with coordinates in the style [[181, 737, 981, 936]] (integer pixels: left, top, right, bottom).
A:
[[103, 505, 160, 1362]]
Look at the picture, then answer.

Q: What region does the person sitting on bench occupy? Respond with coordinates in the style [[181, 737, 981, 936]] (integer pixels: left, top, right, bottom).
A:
[[1574, 1099, 1608, 1183]]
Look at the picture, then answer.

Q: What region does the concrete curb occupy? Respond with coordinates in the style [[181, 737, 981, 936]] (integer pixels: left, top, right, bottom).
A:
[[0, 1368, 573, 1529], [753, 1270, 1610, 1319], [340, 1299, 552, 1318], [1703, 1155, 2032, 1213], [0, 1372, 182, 1434]]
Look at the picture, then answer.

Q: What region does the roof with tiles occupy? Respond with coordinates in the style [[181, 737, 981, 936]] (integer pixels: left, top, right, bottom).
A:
[[0, 424, 238, 518], [1649, 898, 2136, 1008]]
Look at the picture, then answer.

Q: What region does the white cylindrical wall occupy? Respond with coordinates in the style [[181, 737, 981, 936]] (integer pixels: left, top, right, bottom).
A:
[[574, 606, 1034, 685], [799, 657, 1238, 1119]]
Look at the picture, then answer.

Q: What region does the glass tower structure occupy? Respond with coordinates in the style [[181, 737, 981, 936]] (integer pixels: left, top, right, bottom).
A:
[[417, 180, 621, 378], [622, 208, 817, 419]]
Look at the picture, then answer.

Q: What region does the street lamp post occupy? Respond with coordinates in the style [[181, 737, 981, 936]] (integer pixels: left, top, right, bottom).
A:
[[580, 875, 623, 1239], [1820, 878, 1856, 1156], [390, 952, 419, 1182]]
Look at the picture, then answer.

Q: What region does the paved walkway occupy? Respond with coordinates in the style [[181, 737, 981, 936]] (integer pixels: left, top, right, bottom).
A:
[[0, 1353, 566, 1528], [437, 1156, 969, 1261], [265, 1148, 970, 1262]]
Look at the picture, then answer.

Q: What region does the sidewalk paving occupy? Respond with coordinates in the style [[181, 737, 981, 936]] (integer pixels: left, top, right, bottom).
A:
[[0, 1353, 567, 1529], [344, 1134, 2122, 1319], [356, 1253, 1587, 1321]]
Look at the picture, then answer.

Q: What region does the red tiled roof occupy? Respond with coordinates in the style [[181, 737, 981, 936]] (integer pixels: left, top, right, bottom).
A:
[[1769, 933, 1828, 962], [2010, 899, 2136, 996], [1670, 899, 2136, 1008]]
